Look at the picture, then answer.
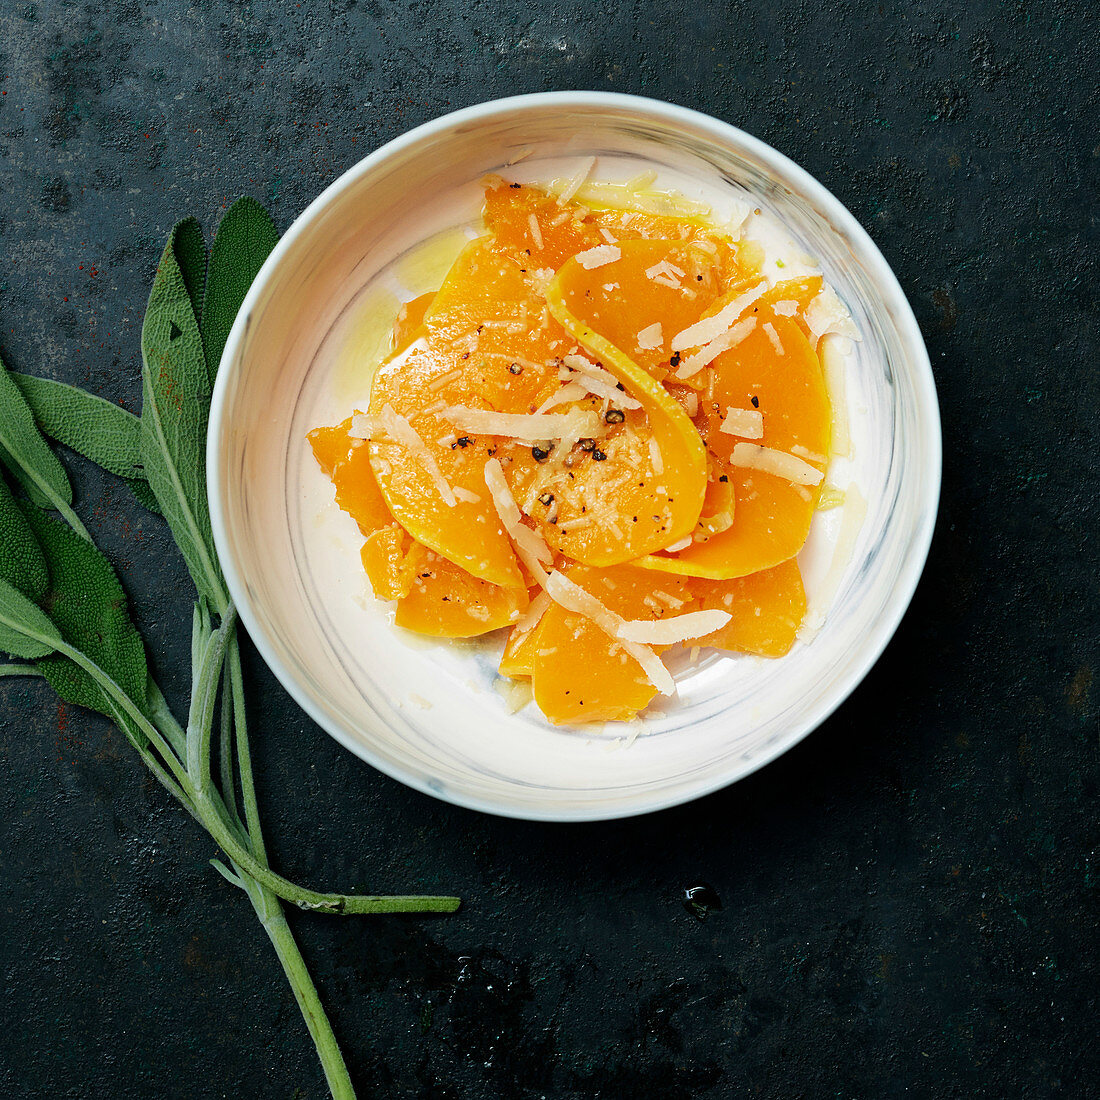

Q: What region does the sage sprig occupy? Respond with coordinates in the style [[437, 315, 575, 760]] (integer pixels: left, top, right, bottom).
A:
[[0, 198, 459, 1100]]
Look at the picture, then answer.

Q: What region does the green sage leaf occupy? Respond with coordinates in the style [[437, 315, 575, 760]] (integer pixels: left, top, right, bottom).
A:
[[22, 502, 149, 747], [124, 476, 161, 514], [10, 372, 161, 514], [201, 197, 279, 381], [140, 221, 227, 612], [11, 372, 145, 479], [0, 575, 61, 660], [174, 216, 208, 326], [0, 354, 72, 511], [0, 475, 48, 601]]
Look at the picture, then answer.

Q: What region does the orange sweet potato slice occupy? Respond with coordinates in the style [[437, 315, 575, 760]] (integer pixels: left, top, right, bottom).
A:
[[483, 177, 603, 271], [310, 419, 393, 536], [498, 595, 547, 679], [546, 239, 732, 377], [640, 312, 829, 579], [395, 544, 529, 638], [391, 291, 436, 354], [531, 565, 694, 725], [684, 558, 806, 657], [544, 260, 708, 563], [366, 347, 524, 589], [757, 276, 823, 340], [308, 422, 353, 478], [361, 524, 418, 600]]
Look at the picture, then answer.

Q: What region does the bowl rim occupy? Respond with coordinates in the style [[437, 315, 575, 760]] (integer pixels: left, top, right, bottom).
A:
[[209, 90, 942, 822]]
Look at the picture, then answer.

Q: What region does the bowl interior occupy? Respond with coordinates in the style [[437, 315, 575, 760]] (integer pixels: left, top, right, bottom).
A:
[[210, 94, 939, 820]]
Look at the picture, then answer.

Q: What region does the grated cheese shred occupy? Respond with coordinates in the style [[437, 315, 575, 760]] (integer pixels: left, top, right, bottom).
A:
[[671, 280, 767, 351], [350, 405, 457, 507], [636, 322, 663, 350], [616, 608, 731, 646], [719, 407, 764, 439], [543, 571, 675, 695], [728, 442, 825, 486], [442, 405, 602, 441], [575, 245, 621, 270]]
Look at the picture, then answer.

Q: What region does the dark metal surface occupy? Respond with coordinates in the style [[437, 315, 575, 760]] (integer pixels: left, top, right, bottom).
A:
[[1, 2, 1096, 1096]]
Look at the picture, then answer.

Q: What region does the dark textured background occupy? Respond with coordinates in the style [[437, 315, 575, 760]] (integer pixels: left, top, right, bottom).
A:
[[1, 1, 1097, 1096]]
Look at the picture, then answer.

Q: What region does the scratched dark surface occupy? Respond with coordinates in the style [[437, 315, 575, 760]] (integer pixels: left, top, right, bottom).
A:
[[0, 1, 1097, 1097]]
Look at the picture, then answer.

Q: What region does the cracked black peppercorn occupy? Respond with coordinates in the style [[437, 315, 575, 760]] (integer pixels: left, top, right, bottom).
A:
[[669, 352, 682, 367], [592, 449, 607, 461], [578, 438, 596, 452], [532, 445, 550, 462], [538, 492, 554, 506], [508, 362, 522, 374], [452, 436, 472, 449], [604, 409, 625, 424], [751, 394, 759, 408]]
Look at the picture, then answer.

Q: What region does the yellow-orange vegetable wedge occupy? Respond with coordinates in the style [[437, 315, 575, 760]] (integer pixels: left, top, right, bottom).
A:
[[365, 344, 525, 589], [544, 258, 708, 564], [639, 311, 830, 579], [684, 558, 806, 657], [531, 565, 694, 725], [395, 544, 529, 638]]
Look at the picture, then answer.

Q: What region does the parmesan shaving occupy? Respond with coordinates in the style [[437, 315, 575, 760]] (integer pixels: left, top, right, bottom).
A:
[[671, 280, 767, 351], [544, 571, 675, 695], [771, 299, 798, 317], [493, 677, 533, 714], [675, 316, 756, 379], [719, 407, 764, 439], [763, 321, 784, 356], [617, 609, 731, 646], [351, 405, 457, 507], [575, 245, 621, 270], [558, 157, 596, 204], [527, 213, 544, 250], [636, 322, 663, 350], [820, 334, 852, 458], [562, 355, 641, 409], [441, 405, 601, 441], [483, 459, 552, 576], [663, 535, 692, 553], [644, 260, 684, 284], [598, 227, 618, 244], [728, 443, 825, 486], [648, 437, 664, 475], [577, 374, 639, 408], [427, 368, 463, 392], [452, 487, 481, 504], [512, 590, 551, 635], [805, 286, 860, 341], [536, 382, 588, 413], [790, 443, 827, 464], [798, 483, 867, 641]]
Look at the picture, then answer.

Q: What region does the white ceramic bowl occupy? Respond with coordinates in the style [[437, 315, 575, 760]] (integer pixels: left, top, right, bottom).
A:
[[208, 92, 940, 821]]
